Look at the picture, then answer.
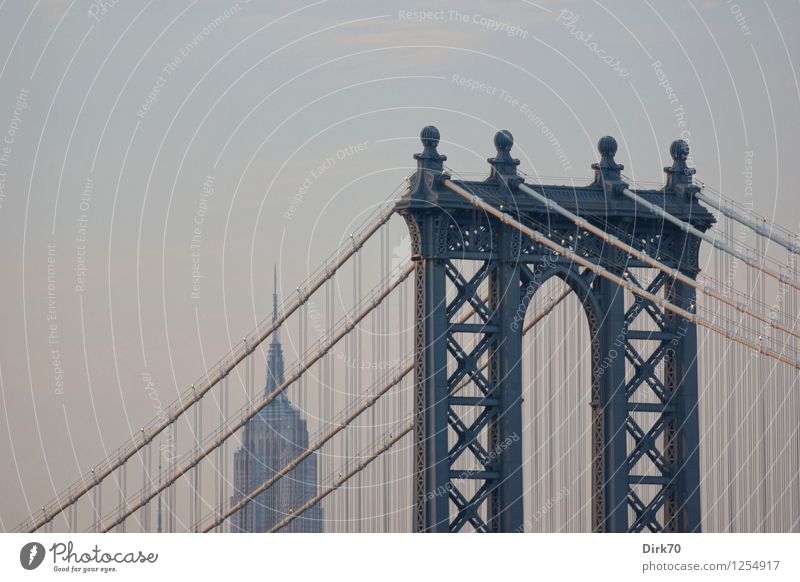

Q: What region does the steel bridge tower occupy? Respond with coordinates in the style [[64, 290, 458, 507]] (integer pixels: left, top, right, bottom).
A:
[[396, 126, 714, 533]]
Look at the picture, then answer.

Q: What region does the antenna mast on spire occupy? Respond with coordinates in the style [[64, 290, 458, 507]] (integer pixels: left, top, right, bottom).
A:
[[272, 264, 279, 342]]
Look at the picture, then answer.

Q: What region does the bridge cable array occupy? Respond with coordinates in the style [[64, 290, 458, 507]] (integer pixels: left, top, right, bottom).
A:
[[17, 186, 402, 533], [691, 180, 799, 256], [512, 182, 800, 342], [619, 187, 800, 292], [97, 262, 413, 532]]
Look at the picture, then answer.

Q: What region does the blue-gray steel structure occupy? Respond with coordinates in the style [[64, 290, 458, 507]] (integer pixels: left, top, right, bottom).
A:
[[396, 127, 714, 532]]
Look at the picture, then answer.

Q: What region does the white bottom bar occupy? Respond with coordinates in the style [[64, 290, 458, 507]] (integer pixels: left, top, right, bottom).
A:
[[1, 533, 798, 581]]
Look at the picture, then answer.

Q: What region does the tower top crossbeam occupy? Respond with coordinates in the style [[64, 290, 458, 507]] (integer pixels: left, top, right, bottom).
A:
[[396, 126, 716, 262]]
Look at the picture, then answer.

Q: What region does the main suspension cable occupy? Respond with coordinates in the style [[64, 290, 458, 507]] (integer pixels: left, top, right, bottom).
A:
[[515, 182, 800, 341], [19, 199, 398, 533], [98, 263, 413, 532]]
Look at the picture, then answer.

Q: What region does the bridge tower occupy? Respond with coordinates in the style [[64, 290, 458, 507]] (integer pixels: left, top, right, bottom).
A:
[[395, 127, 714, 532]]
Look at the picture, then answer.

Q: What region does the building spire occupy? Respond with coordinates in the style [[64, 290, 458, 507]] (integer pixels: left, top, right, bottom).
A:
[[266, 264, 285, 396], [272, 264, 279, 343]]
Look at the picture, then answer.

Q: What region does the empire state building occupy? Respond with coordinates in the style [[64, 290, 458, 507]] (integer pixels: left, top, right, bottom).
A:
[[230, 270, 323, 532]]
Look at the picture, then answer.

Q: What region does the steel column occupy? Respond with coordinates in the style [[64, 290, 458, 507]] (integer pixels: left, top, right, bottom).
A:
[[594, 271, 629, 532], [488, 226, 524, 532], [419, 226, 451, 532], [664, 278, 702, 531]]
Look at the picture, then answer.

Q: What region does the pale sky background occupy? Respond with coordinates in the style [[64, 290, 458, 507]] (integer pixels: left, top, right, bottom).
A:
[[0, 0, 798, 530]]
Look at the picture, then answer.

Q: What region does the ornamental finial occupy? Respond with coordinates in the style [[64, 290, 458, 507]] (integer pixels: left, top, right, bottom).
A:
[[488, 129, 520, 180], [414, 125, 446, 171], [664, 139, 695, 192], [591, 135, 624, 187]]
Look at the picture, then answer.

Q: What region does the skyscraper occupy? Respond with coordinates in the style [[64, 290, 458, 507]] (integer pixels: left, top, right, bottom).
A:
[[230, 268, 323, 532]]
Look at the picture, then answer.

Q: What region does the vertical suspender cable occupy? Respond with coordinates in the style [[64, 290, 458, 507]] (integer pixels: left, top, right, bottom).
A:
[[92, 481, 101, 532], [117, 463, 126, 532]]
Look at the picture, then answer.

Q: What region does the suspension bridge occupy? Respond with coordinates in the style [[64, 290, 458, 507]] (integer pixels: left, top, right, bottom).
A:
[[14, 126, 800, 533]]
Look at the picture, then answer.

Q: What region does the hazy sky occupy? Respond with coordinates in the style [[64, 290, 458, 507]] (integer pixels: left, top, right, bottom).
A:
[[1, 0, 798, 529]]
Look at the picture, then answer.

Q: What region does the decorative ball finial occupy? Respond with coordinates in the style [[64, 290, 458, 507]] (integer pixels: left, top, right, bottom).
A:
[[494, 129, 514, 152], [670, 139, 689, 162], [664, 139, 694, 192], [413, 125, 446, 172], [420, 125, 440, 148], [591, 135, 624, 188], [598, 135, 618, 157], [488, 129, 519, 179]]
